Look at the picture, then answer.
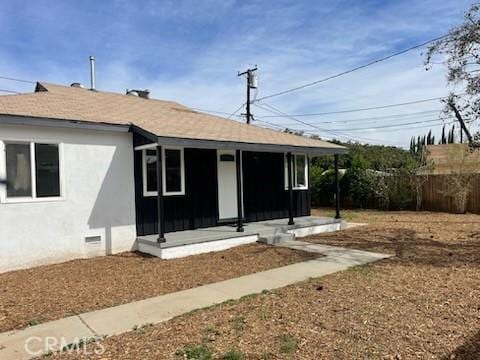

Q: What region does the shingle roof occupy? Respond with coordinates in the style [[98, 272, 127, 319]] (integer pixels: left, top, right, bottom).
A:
[[0, 82, 345, 152]]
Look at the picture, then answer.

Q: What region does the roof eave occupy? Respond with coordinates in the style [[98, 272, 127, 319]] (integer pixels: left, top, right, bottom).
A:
[[130, 126, 346, 155], [0, 115, 348, 156], [157, 136, 347, 156], [0, 114, 130, 133]]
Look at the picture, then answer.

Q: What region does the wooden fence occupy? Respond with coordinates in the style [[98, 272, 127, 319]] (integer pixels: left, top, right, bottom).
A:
[[421, 174, 480, 214]]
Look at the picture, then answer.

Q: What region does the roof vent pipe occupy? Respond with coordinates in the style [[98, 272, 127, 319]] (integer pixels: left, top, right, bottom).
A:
[[89, 56, 96, 90]]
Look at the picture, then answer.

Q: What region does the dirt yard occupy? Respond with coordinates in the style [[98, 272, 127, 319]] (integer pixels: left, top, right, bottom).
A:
[[0, 244, 315, 332], [49, 210, 480, 360]]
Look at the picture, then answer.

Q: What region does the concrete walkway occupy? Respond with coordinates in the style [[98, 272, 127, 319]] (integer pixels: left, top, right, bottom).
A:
[[0, 241, 390, 359]]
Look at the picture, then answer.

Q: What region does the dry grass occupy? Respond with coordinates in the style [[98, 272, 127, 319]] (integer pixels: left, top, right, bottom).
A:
[[50, 210, 480, 359], [0, 244, 315, 332]]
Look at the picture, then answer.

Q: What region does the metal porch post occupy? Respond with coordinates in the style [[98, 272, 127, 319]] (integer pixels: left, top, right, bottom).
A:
[[236, 149, 244, 232], [334, 154, 341, 219], [156, 145, 166, 243], [287, 152, 295, 225]]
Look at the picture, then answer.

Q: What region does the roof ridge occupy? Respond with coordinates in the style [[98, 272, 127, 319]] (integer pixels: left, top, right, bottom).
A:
[[39, 81, 182, 106]]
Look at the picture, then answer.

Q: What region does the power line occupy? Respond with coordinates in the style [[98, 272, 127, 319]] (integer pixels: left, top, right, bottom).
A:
[[190, 107, 240, 117], [270, 109, 443, 126], [255, 102, 333, 133], [254, 34, 449, 102], [327, 117, 456, 131], [227, 103, 246, 119], [254, 110, 456, 135], [0, 89, 20, 94], [254, 102, 401, 144], [254, 101, 457, 146], [275, 117, 457, 132], [303, 119, 466, 134], [0, 75, 36, 84], [257, 96, 448, 118]]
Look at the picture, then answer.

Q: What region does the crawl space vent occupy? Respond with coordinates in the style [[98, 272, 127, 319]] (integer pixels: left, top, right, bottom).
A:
[[85, 235, 102, 244]]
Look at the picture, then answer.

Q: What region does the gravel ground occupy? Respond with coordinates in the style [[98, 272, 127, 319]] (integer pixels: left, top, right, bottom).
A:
[[49, 210, 480, 360], [0, 244, 315, 332]]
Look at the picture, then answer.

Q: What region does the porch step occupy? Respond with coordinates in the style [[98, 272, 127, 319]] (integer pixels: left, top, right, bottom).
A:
[[136, 216, 346, 259], [258, 232, 295, 245]]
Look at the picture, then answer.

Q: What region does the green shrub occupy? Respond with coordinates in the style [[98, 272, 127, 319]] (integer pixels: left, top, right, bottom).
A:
[[222, 349, 244, 360], [231, 315, 247, 331], [278, 334, 298, 354], [178, 344, 213, 360]]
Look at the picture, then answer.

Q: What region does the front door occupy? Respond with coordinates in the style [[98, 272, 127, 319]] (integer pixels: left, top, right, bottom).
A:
[[217, 150, 239, 221]]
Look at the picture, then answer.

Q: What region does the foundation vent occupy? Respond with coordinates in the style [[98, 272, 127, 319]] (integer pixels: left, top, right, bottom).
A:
[[85, 235, 102, 243]]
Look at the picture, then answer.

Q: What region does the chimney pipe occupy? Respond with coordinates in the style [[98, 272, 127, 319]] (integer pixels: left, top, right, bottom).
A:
[[89, 56, 96, 90]]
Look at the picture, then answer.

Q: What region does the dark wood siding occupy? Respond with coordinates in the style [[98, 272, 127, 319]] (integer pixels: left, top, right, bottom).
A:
[[134, 144, 311, 236], [134, 148, 218, 235], [242, 151, 310, 222]]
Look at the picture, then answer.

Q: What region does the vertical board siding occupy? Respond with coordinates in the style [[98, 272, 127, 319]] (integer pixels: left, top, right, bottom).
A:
[[134, 148, 218, 235], [242, 151, 310, 222], [134, 145, 311, 236], [421, 174, 480, 214]]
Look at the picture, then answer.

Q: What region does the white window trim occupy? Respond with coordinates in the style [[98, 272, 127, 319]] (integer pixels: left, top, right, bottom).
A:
[[0, 140, 65, 204], [162, 147, 185, 196], [284, 153, 309, 190], [142, 149, 158, 197], [142, 147, 185, 197], [134, 143, 157, 151]]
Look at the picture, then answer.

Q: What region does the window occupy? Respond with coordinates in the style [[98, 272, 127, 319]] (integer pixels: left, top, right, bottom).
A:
[[295, 154, 306, 188], [285, 153, 308, 190], [142, 148, 185, 196], [145, 149, 158, 193], [4, 142, 62, 200], [35, 144, 61, 197], [164, 149, 183, 193], [6, 143, 32, 197]]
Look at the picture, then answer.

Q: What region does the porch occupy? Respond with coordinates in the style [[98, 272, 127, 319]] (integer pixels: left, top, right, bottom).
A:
[[136, 215, 345, 259]]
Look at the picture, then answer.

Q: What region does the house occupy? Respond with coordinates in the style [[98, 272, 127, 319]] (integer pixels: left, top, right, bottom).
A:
[[0, 82, 346, 272]]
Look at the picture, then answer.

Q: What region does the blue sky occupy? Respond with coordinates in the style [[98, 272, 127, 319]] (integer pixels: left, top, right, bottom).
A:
[[0, 0, 475, 147]]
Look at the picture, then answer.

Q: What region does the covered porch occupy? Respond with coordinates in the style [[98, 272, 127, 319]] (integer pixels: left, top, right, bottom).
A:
[[137, 215, 345, 259], [131, 123, 346, 259]]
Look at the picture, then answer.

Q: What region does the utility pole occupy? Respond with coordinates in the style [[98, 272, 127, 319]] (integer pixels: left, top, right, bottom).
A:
[[238, 66, 258, 124]]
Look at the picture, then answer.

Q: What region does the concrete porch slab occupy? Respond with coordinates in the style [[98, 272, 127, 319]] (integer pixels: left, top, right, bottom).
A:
[[136, 216, 345, 258]]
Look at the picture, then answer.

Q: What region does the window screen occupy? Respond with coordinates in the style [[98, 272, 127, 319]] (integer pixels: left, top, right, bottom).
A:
[[35, 143, 60, 197], [6, 143, 32, 197], [145, 149, 158, 192], [165, 149, 181, 193]]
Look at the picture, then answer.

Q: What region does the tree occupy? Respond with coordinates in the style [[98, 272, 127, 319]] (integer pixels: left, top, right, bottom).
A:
[[410, 137, 416, 154], [448, 125, 456, 144], [441, 125, 446, 144], [425, 4, 480, 147], [341, 153, 376, 208]]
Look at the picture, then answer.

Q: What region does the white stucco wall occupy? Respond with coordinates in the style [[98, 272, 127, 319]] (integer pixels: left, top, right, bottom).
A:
[[0, 122, 137, 272]]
